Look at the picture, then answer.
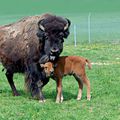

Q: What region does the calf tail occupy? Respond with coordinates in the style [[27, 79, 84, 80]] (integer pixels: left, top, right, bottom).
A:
[[86, 59, 92, 69]]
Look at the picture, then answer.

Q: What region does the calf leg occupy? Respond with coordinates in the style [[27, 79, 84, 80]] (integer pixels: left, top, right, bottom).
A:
[[55, 86, 63, 103], [73, 74, 83, 100], [6, 70, 20, 96], [82, 76, 91, 101], [56, 78, 62, 103], [61, 93, 64, 102]]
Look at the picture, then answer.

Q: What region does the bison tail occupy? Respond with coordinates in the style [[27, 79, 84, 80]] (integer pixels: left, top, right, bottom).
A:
[[86, 59, 92, 70]]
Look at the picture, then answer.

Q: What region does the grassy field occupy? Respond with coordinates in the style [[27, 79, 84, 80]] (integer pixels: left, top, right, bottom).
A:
[[0, 0, 120, 44], [0, 0, 120, 119], [0, 43, 120, 120]]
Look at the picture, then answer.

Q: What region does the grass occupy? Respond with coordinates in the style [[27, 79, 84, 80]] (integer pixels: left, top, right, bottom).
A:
[[0, 43, 120, 120], [0, 0, 120, 119]]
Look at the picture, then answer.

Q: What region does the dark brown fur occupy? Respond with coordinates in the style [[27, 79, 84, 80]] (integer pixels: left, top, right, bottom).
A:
[[0, 13, 71, 101]]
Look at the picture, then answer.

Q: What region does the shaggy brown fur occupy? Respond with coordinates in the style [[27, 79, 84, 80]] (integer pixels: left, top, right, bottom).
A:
[[0, 13, 71, 101], [40, 56, 92, 103]]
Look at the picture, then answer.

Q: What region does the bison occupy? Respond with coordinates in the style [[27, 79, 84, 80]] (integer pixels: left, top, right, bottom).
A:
[[0, 13, 71, 101]]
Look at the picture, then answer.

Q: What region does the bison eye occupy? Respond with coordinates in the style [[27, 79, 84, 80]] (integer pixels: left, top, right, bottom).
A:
[[59, 32, 64, 37], [44, 33, 49, 40], [45, 36, 48, 40]]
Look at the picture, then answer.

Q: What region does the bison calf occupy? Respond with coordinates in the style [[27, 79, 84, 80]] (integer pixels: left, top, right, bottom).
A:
[[40, 56, 92, 103]]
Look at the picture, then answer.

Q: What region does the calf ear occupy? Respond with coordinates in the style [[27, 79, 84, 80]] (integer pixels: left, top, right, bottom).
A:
[[40, 64, 45, 68]]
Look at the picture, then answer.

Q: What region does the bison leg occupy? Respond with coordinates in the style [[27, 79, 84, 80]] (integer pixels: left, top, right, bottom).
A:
[[26, 76, 46, 102], [5, 71, 20, 96], [36, 80, 46, 102], [73, 74, 83, 101], [38, 88, 46, 103], [25, 63, 46, 102]]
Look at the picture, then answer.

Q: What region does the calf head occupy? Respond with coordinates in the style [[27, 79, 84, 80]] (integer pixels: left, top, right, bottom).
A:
[[37, 14, 71, 62], [40, 62, 54, 77]]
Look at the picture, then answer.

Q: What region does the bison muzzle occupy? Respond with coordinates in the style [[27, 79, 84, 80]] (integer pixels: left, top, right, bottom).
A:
[[37, 15, 70, 63]]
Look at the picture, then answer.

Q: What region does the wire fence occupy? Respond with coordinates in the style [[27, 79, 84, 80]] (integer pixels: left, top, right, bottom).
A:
[[66, 13, 120, 46], [0, 13, 120, 46]]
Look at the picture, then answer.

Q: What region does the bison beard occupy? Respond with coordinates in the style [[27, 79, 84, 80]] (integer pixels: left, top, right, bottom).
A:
[[0, 13, 71, 101]]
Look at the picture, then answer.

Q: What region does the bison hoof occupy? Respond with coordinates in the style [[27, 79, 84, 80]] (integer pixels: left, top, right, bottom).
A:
[[13, 92, 20, 96], [39, 99, 46, 103]]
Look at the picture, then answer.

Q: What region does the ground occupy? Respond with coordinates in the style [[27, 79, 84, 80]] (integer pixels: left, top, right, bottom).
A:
[[0, 0, 120, 119], [0, 43, 120, 120]]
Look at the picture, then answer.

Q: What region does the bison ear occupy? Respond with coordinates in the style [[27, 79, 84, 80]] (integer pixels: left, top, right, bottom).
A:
[[64, 18, 71, 38]]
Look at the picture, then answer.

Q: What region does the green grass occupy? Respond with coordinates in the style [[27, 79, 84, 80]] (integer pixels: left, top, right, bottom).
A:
[[0, 43, 120, 120], [0, 0, 120, 119]]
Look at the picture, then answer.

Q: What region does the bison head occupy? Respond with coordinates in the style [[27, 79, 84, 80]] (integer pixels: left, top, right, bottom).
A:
[[37, 15, 71, 63]]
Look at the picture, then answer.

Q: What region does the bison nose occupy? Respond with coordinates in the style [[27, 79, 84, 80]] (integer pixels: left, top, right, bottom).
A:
[[51, 48, 59, 53]]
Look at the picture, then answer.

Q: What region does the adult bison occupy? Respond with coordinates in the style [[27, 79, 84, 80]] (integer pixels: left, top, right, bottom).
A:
[[0, 13, 71, 101]]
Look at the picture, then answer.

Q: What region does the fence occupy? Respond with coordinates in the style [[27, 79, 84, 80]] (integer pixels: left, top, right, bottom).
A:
[[0, 13, 120, 46], [66, 12, 120, 46]]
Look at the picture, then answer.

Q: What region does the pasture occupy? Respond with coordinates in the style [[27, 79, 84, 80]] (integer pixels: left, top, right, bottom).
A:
[[0, 0, 120, 119], [0, 43, 120, 120]]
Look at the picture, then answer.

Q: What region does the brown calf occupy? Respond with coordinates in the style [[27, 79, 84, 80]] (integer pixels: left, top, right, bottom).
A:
[[40, 56, 92, 103]]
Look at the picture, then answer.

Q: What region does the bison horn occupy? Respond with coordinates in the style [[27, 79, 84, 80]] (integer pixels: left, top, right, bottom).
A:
[[64, 18, 71, 31], [39, 24, 45, 31], [64, 23, 69, 31]]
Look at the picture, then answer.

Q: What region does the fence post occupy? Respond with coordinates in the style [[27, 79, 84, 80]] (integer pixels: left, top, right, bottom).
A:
[[88, 13, 91, 43], [74, 24, 77, 47]]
